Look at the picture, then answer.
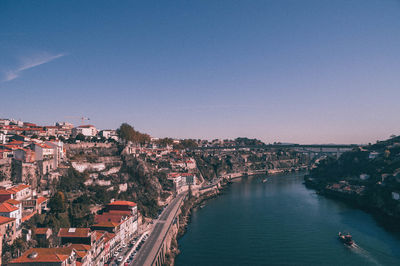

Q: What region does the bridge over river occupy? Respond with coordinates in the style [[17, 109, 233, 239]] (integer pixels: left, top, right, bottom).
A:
[[191, 144, 358, 158]]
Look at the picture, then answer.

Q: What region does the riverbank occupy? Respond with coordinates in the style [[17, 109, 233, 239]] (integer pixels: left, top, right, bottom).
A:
[[175, 172, 400, 266], [304, 177, 400, 231], [165, 175, 239, 264], [168, 173, 276, 264], [163, 190, 221, 265], [166, 172, 306, 264]]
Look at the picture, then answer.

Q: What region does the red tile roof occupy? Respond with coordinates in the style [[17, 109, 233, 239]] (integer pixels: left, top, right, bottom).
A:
[[92, 221, 120, 228], [0, 202, 19, 212], [7, 184, 30, 193], [22, 211, 37, 222], [94, 213, 126, 224], [0, 189, 12, 195], [181, 173, 195, 176], [4, 198, 20, 205], [8, 247, 75, 264], [108, 200, 136, 207], [103, 232, 116, 242], [9, 140, 24, 145], [34, 228, 51, 235], [93, 230, 116, 242], [37, 196, 48, 205], [168, 173, 180, 178], [108, 210, 132, 215], [36, 143, 53, 149], [58, 228, 91, 238], [69, 244, 91, 252], [1, 145, 20, 150], [0, 216, 15, 225]]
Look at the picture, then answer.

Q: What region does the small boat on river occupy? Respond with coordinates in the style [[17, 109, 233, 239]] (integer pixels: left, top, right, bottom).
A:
[[338, 232, 354, 246]]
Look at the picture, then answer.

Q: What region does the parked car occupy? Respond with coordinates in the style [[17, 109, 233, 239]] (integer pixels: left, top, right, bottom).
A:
[[117, 256, 123, 262]]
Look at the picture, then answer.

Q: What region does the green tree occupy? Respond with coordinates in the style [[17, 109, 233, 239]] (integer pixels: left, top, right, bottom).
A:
[[117, 123, 150, 144], [48, 192, 67, 213], [156, 138, 174, 147], [75, 133, 86, 141], [117, 123, 136, 142]]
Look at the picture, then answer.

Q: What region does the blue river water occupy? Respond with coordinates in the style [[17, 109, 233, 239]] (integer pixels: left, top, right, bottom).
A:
[[176, 172, 400, 265]]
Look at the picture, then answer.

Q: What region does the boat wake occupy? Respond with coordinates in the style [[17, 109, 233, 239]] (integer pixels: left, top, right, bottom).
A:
[[348, 243, 382, 266]]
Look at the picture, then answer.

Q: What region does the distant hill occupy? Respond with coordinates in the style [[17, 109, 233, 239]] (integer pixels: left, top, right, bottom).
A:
[[306, 135, 400, 220]]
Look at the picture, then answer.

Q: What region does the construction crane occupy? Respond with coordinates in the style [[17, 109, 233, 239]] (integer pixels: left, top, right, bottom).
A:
[[64, 116, 90, 126]]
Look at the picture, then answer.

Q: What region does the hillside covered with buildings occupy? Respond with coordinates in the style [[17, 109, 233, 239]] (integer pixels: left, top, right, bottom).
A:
[[0, 117, 310, 265]]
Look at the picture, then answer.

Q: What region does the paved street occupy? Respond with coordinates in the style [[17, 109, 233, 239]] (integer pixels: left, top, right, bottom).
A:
[[131, 193, 186, 266]]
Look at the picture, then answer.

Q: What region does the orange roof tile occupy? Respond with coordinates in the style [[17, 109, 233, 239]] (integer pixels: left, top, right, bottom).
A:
[[108, 200, 136, 207], [8, 247, 74, 264], [36, 143, 53, 149], [58, 228, 91, 238], [0, 189, 12, 195], [69, 244, 91, 252], [7, 184, 30, 193], [9, 140, 24, 145], [0, 202, 18, 212], [94, 212, 128, 224], [75, 250, 88, 259], [34, 228, 50, 235], [104, 232, 116, 242], [0, 216, 15, 225], [108, 210, 132, 215], [22, 211, 37, 222], [4, 198, 20, 206], [37, 196, 48, 205], [92, 221, 120, 228]]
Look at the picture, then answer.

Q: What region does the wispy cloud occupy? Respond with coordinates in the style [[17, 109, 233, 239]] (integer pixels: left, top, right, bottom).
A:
[[2, 52, 65, 82]]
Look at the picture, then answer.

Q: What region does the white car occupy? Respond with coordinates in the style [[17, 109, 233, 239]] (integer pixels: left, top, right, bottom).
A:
[[117, 256, 123, 262], [122, 243, 127, 248]]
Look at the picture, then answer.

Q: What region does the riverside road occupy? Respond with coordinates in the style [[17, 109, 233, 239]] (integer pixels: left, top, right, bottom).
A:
[[131, 193, 186, 266]]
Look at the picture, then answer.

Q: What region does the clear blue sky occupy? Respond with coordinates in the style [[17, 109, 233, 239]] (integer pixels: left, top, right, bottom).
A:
[[1, 0, 400, 144]]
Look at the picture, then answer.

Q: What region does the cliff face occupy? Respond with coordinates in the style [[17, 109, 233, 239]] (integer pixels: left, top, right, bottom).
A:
[[120, 155, 166, 217]]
